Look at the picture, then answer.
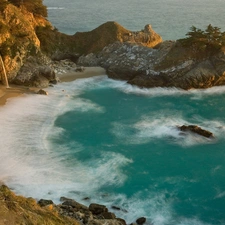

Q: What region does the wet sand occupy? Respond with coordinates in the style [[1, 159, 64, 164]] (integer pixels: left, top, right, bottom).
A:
[[0, 67, 106, 106], [57, 67, 106, 82]]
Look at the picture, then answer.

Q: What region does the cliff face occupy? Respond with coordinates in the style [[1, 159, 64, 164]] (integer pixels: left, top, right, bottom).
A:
[[1, 1, 224, 90], [78, 41, 225, 90], [0, 3, 162, 87], [73, 21, 162, 54], [0, 4, 51, 82]]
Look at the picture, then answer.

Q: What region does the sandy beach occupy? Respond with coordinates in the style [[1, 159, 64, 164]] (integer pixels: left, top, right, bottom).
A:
[[57, 66, 106, 82], [0, 85, 25, 106], [0, 67, 106, 106]]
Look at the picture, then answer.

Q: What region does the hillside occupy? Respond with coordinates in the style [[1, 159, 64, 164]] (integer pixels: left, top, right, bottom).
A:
[[0, 185, 79, 225], [0, 0, 162, 87]]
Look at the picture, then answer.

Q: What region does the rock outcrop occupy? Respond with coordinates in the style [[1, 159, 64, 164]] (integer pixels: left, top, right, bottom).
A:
[[178, 125, 214, 138], [0, 4, 50, 81], [0, 2, 162, 88], [0, 184, 129, 225], [72, 21, 162, 54], [78, 41, 225, 90]]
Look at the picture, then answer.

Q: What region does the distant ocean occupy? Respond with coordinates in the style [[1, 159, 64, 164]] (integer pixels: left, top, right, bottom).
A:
[[43, 0, 225, 40], [0, 1, 225, 225]]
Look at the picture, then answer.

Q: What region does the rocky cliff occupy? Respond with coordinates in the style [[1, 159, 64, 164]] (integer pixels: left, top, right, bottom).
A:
[[73, 21, 162, 54], [0, 1, 162, 88], [78, 40, 225, 90], [1, 1, 225, 90], [0, 2, 57, 87]]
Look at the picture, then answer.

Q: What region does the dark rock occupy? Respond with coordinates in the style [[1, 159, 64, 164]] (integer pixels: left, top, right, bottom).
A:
[[116, 218, 127, 225], [60, 196, 71, 202], [179, 125, 214, 138], [49, 79, 58, 85], [38, 66, 56, 82], [38, 199, 54, 207], [75, 66, 85, 72], [101, 212, 116, 219], [136, 217, 146, 225], [89, 203, 108, 215], [111, 206, 121, 210], [37, 89, 48, 95], [51, 52, 80, 63], [62, 199, 88, 211]]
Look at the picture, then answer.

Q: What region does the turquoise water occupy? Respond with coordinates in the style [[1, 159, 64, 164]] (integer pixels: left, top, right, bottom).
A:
[[1, 1, 225, 224], [1, 77, 225, 224], [43, 0, 225, 40], [52, 78, 225, 224]]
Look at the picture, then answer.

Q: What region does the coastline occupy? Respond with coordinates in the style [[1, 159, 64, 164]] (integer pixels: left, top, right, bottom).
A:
[[0, 66, 129, 225], [0, 66, 106, 106], [57, 66, 106, 82], [0, 85, 27, 106]]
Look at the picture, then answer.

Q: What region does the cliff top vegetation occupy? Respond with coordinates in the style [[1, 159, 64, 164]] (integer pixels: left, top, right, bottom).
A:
[[1, 0, 48, 17]]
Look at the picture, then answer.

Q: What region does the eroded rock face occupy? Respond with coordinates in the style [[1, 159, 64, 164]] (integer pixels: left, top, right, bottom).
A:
[[73, 21, 162, 54], [12, 55, 56, 88], [78, 41, 225, 90], [0, 4, 52, 82]]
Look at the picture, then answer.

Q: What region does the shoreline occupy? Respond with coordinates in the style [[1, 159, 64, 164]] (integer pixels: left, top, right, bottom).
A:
[[0, 66, 130, 225], [0, 66, 106, 106], [57, 66, 106, 82]]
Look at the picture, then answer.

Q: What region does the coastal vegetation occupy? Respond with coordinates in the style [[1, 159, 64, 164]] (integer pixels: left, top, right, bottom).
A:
[[9, 0, 47, 17], [179, 24, 225, 56], [0, 185, 79, 224]]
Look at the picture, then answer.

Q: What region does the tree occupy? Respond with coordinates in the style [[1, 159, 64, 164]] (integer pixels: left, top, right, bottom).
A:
[[179, 24, 225, 55]]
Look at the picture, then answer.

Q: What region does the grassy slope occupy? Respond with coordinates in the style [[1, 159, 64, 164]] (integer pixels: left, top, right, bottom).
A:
[[0, 185, 79, 225]]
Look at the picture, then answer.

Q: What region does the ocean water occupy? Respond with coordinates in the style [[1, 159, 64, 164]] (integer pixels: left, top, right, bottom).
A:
[[1, 1, 225, 225], [43, 0, 225, 40], [1, 77, 225, 225]]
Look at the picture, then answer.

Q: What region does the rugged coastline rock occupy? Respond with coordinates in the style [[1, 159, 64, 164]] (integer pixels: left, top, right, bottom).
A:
[[0, 185, 78, 225], [1, 1, 225, 90], [73, 22, 162, 55], [0, 184, 132, 225], [78, 41, 225, 90], [0, 1, 162, 88]]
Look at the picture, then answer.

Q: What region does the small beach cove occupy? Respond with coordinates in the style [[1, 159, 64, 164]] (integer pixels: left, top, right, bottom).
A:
[[1, 67, 225, 224]]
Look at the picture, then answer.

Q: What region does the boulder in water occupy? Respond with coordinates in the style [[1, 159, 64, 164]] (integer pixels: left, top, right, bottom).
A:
[[136, 217, 147, 225], [178, 125, 214, 138]]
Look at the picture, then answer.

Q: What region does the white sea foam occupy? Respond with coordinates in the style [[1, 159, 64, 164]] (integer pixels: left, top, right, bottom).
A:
[[82, 76, 225, 99], [110, 111, 224, 147], [0, 80, 113, 201], [0, 77, 224, 224], [47, 7, 65, 10]]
